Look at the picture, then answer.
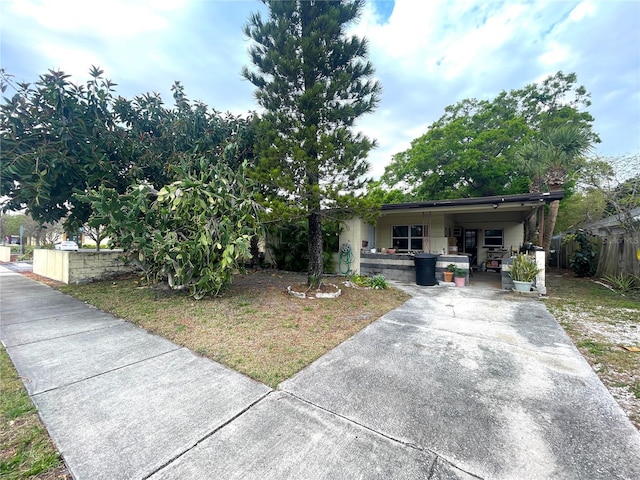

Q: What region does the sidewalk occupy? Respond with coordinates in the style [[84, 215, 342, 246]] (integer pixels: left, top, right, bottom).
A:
[[1, 265, 639, 479]]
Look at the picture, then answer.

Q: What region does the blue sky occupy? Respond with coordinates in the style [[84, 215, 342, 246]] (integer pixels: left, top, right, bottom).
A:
[[1, 0, 638, 179]]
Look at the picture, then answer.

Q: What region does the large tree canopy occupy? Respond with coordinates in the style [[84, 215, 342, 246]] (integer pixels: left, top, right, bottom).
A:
[[0, 68, 256, 230], [381, 71, 599, 201], [0, 67, 126, 226], [243, 0, 381, 285]]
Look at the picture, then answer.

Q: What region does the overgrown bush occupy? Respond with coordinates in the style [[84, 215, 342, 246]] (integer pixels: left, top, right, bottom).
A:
[[565, 229, 597, 277], [82, 159, 262, 299]]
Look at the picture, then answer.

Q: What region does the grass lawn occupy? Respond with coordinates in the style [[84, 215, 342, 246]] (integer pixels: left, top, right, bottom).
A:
[[0, 347, 69, 480], [57, 270, 411, 389], [543, 268, 640, 429]]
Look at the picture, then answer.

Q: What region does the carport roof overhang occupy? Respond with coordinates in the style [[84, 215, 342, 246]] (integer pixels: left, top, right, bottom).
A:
[[379, 191, 565, 223]]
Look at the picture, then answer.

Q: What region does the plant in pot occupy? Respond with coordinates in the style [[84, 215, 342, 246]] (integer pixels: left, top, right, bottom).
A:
[[509, 253, 542, 292], [443, 263, 456, 282], [453, 267, 466, 287]]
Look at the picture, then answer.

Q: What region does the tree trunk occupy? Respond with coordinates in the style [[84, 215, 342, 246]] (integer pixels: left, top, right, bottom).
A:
[[526, 213, 537, 243], [538, 205, 545, 247], [250, 235, 260, 268], [308, 211, 323, 287], [542, 182, 564, 253]]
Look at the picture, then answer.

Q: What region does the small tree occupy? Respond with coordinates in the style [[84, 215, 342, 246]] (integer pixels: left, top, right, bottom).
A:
[[584, 155, 640, 232], [243, 0, 381, 286], [82, 225, 109, 250]]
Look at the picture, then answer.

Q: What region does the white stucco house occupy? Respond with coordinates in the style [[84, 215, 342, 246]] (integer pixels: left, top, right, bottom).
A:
[[337, 191, 562, 290]]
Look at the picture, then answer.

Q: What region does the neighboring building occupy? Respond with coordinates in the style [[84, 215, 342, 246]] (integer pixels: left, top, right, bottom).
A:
[[583, 207, 640, 236]]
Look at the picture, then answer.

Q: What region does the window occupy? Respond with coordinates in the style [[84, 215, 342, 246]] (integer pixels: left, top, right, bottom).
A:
[[483, 229, 504, 247], [392, 225, 427, 251]]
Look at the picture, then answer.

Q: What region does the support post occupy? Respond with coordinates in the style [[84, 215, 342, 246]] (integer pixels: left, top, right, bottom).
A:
[[535, 250, 546, 295]]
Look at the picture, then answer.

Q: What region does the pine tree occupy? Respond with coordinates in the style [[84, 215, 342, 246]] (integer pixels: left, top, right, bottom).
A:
[[243, 0, 380, 286]]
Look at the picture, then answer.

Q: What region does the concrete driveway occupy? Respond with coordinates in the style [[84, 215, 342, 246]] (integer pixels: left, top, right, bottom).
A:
[[281, 283, 640, 479], [1, 265, 639, 479]]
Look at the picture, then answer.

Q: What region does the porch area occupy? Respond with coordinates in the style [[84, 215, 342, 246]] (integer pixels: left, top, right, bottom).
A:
[[352, 251, 545, 292]]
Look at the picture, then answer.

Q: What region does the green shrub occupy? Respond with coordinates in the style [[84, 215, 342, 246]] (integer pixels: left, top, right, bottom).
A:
[[268, 219, 340, 273], [346, 273, 370, 287], [368, 274, 389, 289], [18, 245, 35, 260], [346, 273, 388, 289], [565, 230, 597, 277]]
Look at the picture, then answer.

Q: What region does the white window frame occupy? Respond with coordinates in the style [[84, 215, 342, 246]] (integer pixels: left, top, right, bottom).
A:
[[483, 229, 504, 248], [392, 224, 428, 252]]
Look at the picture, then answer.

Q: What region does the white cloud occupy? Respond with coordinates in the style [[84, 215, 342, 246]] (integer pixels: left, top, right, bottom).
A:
[[9, 0, 182, 37], [568, 0, 596, 22], [350, 0, 640, 175], [538, 42, 571, 67]]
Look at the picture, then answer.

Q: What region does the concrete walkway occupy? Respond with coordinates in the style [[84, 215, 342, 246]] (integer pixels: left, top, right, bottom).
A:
[[1, 265, 639, 479]]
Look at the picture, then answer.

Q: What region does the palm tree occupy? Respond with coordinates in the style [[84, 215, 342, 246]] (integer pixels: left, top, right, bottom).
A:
[[518, 125, 592, 251]]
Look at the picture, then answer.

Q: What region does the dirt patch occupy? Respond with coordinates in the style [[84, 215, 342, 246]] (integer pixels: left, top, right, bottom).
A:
[[544, 268, 640, 430], [20, 271, 65, 288]]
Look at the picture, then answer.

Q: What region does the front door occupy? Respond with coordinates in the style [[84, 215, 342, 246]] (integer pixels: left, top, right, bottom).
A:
[[464, 229, 478, 267]]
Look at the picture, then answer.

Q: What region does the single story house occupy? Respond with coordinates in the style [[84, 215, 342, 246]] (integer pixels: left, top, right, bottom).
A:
[[337, 191, 563, 288]]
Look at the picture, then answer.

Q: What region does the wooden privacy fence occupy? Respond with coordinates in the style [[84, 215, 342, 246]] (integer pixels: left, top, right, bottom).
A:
[[595, 231, 640, 278], [549, 234, 601, 270], [551, 232, 640, 277]]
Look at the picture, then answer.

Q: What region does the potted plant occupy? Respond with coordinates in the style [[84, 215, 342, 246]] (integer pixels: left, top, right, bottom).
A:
[[509, 253, 542, 292], [443, 263, 456, 282], [453, 267, 466, 287]]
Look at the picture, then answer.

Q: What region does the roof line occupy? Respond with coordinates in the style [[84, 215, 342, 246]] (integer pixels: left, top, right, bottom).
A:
[[381, 191, 565, 211]]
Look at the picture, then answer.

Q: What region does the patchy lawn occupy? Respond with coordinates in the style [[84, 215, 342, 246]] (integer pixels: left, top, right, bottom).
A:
[[543, 268, 640, 430], [56, 270, 410, 388], [0, 347, 70, 480]]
